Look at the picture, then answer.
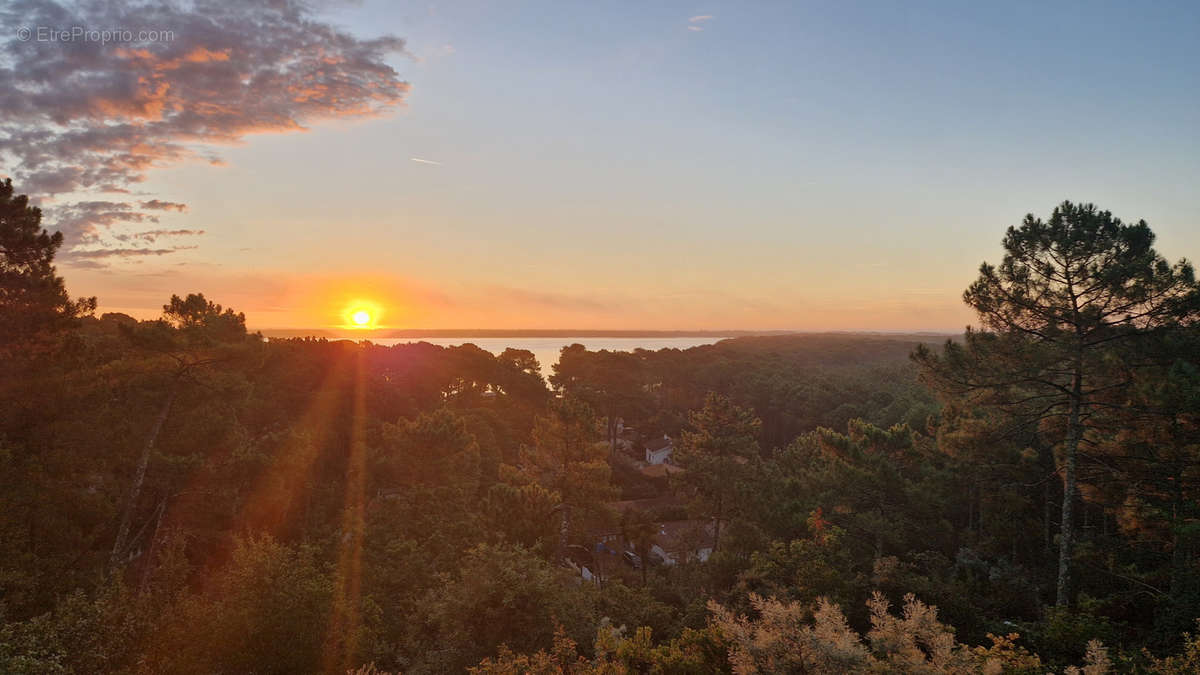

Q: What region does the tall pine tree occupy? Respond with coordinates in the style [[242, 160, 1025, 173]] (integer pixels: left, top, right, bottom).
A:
[[0, 179, 95, 359], [915, 201, 1200, 606]]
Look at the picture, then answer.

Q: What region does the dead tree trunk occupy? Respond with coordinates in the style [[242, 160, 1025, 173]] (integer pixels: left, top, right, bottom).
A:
[[109, 386, 177, 574], [138, 496, 169, 593]]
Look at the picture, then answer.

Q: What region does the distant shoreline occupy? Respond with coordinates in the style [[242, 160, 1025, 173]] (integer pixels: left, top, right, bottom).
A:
[[256, 328, 958, 339], [258, 328, 783, 338]]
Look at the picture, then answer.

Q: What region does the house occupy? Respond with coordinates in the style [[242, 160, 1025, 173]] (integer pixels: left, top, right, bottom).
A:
[[644, 434, 674, 465], [581, 518, 716, 581], [577, 532, 626, 583], [649, 519, 715, 565], [563, 544, 601, 584]]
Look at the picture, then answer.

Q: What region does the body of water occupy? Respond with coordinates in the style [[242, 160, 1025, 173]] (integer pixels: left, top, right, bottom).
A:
[[367, 336, 725, 372]]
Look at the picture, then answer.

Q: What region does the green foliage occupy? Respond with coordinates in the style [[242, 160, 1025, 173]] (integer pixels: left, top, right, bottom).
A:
[[423, 544, 597, 672], [675, 393, 761, 550], [915, 201, 1200, 608], [375, 408, 481, 493], [0, 178, 95, 359], [161, 293, 248, 345], [1020, 604, 1119, 671], [1144, 624, 1200, 674], [735, 527, 863, 612], [470, 623, 728, 674], [146, 535, 334, 674], [5, 185, 1200, 674]]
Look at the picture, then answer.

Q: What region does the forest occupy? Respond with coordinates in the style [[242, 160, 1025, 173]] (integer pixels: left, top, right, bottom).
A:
[[3, 178, 1200, 673]]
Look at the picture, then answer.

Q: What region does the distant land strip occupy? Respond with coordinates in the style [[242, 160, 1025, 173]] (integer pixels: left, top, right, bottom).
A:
[[256, 328, 958, 339], [259, 328, 786, 338]]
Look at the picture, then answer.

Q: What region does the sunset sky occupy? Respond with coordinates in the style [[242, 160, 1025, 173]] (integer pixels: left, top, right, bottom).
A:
[[4, 1, 1199, 332]]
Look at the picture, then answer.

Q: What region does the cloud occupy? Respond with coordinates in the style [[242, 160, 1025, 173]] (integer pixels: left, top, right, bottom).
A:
[[139, 199, 188, 212], [50, 200, 205, 261], [0, 0, 410, 260], [687, 26, 704, 32], [115, 228, 206, 243], [53, 201, 157, 241], [688, 15, 713, 22], [487, 286, 614, 313], [133, 228, 205, 237], [71, 246, 198, 258], [410, 157, 441, 165]]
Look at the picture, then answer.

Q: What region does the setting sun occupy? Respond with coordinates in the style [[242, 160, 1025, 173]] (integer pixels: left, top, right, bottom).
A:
[[343, 300, 382, 329]]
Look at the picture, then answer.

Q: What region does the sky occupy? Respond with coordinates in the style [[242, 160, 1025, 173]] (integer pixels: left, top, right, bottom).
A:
[[2, 0, 1199, 332]]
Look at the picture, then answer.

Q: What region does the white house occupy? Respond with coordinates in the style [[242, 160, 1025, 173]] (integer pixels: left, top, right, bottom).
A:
[[644, 434, 674, 465]]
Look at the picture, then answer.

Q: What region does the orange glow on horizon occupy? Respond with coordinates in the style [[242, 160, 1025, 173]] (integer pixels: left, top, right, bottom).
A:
[[342, 299, 383, 330]]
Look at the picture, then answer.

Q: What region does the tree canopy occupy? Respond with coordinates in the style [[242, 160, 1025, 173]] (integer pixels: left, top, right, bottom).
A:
[[2, 184, 1200, 673]]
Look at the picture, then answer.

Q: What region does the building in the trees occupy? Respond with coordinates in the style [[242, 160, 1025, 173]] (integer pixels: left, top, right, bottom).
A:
[[581, 518, 716, 582], [644, 434, 674, 465], [650, 519, 715, 565]]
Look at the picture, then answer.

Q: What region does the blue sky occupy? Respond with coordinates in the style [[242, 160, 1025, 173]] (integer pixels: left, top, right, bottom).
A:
[[15, 0, 1200, 330]]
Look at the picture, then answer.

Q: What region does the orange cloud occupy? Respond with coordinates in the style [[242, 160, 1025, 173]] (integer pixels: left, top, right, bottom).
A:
[[156, 47, 232, 70], [3, 0, 411, 263]]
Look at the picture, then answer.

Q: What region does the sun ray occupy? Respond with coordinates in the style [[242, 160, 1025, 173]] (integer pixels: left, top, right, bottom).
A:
[[234, 360, 352, 536], [322, 347, 369, 672], [130, 345, 358, 669]]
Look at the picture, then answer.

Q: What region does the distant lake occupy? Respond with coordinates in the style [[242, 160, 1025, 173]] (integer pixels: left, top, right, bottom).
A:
[[367, 336, 725, 372]]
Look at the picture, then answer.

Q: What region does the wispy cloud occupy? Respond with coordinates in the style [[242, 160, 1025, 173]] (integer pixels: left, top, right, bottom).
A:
[[54, 201, 155, 239], [114, 229, 206, 243], [487, 286, 614, 313], [72, 246, 197, 259], [410, 157, 441, 165], [48, 200, 203, 262], [0, 0, 411, 262], [689, 15, 714, 23], [687, 25, 705, 32], [139, 200, 188, 212]]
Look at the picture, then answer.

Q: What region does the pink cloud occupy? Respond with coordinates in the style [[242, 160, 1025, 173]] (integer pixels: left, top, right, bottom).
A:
[[0, 0, 411, 263]]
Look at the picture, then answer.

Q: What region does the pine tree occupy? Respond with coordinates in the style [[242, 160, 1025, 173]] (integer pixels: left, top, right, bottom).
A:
[[524, 397, 615, 558], [915, 201, 1200, 606], [0, 179, 95, 358], [675, 393, 761, 551]]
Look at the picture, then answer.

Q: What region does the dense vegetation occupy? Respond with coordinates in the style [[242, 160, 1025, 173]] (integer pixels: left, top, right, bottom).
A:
[[3, 180, 1200, 673]]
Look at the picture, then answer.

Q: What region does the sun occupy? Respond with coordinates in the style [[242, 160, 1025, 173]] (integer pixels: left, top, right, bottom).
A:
[[343, 301, 382, 329]]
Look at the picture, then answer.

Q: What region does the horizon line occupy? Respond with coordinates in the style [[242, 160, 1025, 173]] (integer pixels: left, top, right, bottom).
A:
[[254, 327, 962, 338]]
